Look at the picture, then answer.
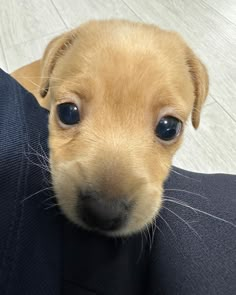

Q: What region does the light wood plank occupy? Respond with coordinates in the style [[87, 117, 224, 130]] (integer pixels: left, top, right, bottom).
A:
[[0, 40, 8, 72], [203, 0, 236, 24], [124, 0, 236, 121], [1, 0, 235, 174], [173, 102, 236, 174], [5, 30, 66, 72], [0, 0, 66, 49], [52, 0, 140, 28]]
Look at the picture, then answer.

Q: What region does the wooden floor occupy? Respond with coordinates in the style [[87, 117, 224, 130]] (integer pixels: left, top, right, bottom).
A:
[[0, 0, 235, 174]]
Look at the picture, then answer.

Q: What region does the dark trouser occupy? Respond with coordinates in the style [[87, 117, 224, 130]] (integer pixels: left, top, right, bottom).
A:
[[0, 69, 235, 295]]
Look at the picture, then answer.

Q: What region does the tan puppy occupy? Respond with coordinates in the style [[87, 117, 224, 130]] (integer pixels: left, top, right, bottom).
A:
[[12, 20, 208, 236]]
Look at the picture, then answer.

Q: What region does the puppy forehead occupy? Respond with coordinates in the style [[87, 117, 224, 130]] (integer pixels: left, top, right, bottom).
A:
[[63, 63, 190, 118], [71, 26, 186, 77], [54, 22, 193, 116]]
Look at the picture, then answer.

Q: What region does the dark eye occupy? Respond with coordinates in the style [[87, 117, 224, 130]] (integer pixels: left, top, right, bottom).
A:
[[57, 103, 80, 125], [155, 116, 182, 141]]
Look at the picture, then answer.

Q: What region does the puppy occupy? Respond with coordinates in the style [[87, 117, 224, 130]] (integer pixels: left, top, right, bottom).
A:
[[12, 20, 208, 236]]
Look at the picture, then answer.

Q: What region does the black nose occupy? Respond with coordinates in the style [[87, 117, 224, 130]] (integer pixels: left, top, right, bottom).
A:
[[79, 193, 130, 231]]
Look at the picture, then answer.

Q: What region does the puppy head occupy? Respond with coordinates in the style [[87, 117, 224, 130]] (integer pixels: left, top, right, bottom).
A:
[[40, 20, 208, 236]]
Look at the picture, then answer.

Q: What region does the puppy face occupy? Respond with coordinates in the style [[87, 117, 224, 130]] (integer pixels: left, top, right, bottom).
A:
[[40, 20, 208, 236]]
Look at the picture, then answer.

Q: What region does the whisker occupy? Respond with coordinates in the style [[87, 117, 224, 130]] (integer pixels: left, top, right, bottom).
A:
[[149, 221, 156, 250], [136, 230, 144, 264], [158, 212, 176, 239], [24, 155, 51, 173], [164, 188, 208, 200], [23, 143, 54, 192], [44, 203, 60, 210], [172, 169, 201, 182], [16, 75, 82, 87], [27, 143, 49, 163], [164, 200, 236, 228], [145, 224, 152, 251], [43, 195, 57, 203], [23, 143, 52, 176], [25, 151, 49, 161], [22, 186, 53, 203], [24, 151, 49, 168], [163, 197, 199, 215], [18, 78, 41, 88], [152, 218, 165, 239], [163, 206, 202, 241]]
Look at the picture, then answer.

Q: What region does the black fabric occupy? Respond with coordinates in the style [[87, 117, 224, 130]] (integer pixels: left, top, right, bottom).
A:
[[0, 70, 62, 295], [0, 69, 235, 295], [63, 172, 236, 295]]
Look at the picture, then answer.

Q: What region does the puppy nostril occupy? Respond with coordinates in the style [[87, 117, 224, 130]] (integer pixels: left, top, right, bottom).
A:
[[79, 194, 130, 231]]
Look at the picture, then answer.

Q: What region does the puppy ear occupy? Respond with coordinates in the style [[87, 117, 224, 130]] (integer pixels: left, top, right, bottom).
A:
[[39, 29, 78, 97], [186, 49, 209, 129]]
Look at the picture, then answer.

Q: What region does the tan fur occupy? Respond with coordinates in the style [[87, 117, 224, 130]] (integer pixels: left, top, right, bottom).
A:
[[11, 60, 50, 109], [11, 20, 209, 236]]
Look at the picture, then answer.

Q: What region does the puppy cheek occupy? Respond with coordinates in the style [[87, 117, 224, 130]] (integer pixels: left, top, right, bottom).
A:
[[50, 162, 79, 224], [125, 185, 163, 235], [122, 152, 172, 234]]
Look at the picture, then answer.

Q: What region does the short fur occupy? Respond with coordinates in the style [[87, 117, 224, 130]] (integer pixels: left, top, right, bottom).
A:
[[12, 20, 208, 236]]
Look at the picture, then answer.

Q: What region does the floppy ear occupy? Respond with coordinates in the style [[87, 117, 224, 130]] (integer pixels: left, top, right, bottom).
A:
[[186, 49, 209, 129], [39, 29, 78, 97]]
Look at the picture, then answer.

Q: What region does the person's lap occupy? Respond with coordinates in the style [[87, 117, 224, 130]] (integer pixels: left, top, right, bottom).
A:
[[0, 69, 235, 295]]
